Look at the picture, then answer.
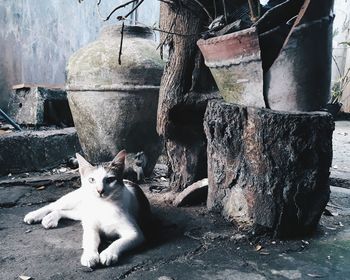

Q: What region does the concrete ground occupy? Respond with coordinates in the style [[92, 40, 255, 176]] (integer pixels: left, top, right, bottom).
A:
[[1, 121, 350, 280]]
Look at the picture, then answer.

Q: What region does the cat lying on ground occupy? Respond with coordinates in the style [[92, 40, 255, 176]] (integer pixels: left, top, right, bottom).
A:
[[24, 150, 151, 268]]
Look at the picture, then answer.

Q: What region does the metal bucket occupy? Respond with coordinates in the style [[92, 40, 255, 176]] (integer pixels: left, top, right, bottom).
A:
[[261, 15, 334, 111]]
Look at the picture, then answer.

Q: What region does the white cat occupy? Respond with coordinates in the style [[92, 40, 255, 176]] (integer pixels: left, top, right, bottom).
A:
[[23, 150, 151, 268]]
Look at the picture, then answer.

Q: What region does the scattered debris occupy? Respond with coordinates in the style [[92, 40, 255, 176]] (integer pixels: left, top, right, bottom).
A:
[[230, 233, 246, 242], [271, 269, 302, 279], [149, 184, 169, 193], [19, 276, 32, 280], [255, 244, 263, 251], [0, 129, 12, 135], [58, 167, 67, 173], [324, 208, 339, 216], [67, 157, 79, 169], [307, 273, 325, 278], [158, 276, 174, 280], [337, 132, 348, 136], [325, 226, 337, 231]]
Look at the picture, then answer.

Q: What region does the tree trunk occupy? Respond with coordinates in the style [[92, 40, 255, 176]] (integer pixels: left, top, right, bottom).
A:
[[157, 1, 218, 192], [204, 100, 334, 237]]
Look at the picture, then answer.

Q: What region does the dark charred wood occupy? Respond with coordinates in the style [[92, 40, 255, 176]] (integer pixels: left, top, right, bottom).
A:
[[204, 100, 334, 237]]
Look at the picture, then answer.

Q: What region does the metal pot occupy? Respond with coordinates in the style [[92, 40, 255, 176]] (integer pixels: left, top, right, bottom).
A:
[[261, 16, 334, 111]]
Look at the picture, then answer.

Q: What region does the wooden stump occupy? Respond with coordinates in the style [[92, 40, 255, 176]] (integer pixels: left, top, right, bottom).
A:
[[204, 100, 334, 237]]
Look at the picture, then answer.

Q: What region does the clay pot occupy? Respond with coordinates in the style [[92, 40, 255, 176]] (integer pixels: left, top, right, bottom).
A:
[[197, 27, 265, 107], [66, 25, 164, 175], [197, 0, 334, 112]]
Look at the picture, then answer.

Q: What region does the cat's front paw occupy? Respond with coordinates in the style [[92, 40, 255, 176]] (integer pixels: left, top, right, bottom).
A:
[[100, 249, 119, 266], [42, 211, 59, 229], [24, 211, 42, 224], [80, 251, 100, 268]]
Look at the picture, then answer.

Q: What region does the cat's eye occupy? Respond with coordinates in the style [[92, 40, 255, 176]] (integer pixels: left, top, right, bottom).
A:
[[88, 177, 95, 184], [105, 176, 116, 184]]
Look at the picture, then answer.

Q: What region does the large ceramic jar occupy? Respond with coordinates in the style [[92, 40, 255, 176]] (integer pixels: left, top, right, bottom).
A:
[[66, 25, 164, 176]]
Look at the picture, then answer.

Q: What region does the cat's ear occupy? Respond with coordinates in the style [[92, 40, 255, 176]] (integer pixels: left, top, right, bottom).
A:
[[109, 150, 126, 181], [76, 153, 93, 176]]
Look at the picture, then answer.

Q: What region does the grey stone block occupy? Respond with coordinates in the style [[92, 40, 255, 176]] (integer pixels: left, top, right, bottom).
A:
[[204, 100, 334, 237], [8, 84, 73, 126], [0, 127, 81, 175]]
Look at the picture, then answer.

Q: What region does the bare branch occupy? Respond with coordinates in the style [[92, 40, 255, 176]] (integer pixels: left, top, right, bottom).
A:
[[97, 0, 139, 21], [124, 0, 144, 19], [222, 0, 227, 24], [118, 22, 125, 65], [192, 0, 213, 22]]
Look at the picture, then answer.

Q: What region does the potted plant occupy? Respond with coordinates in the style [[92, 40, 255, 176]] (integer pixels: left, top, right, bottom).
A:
[[325, 63, 350, 117], [197, 0, 335, 112]]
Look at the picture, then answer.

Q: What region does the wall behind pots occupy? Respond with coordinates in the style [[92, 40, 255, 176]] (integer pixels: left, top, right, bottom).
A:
[[0, 0, 160, 113], [332, 0, 350, 111]]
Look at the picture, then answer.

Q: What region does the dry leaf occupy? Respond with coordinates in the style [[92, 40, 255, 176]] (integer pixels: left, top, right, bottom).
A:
[[301, 240, 309, 245], [255, 244, 263, 251], [36, 186, 46, 191], [323, 209, 338, 216], [0, 129, 11, 135], [19, 276, 32, 280], [325, 226, 336, 230], [307, 273, 324, 278]]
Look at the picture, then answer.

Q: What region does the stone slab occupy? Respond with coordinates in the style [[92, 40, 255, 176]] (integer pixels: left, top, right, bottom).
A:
[[0, 128, 81, 175], [8, 85, 73, 126], [0, 186, 28, 207]]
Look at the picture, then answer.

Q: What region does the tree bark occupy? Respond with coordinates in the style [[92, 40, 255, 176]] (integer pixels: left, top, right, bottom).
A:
[[157, 1, 218, 192], [204, 100, 334, 237]]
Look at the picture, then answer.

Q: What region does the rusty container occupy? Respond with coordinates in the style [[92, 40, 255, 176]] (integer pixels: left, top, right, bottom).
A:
[[197, 27, 265, 107], [261, 16, 334, 111]]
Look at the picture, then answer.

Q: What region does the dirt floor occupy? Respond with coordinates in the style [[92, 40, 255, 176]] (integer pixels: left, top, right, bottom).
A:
[[1, 121, 350, 280]]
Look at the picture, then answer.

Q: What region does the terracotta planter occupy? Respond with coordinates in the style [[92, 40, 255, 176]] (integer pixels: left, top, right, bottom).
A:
[[197, 27, 265, 107], [66, 25, 164, 175]]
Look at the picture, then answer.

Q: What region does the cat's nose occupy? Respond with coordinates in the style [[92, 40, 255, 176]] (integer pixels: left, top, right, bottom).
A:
[[97, 188, 105, 196]]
